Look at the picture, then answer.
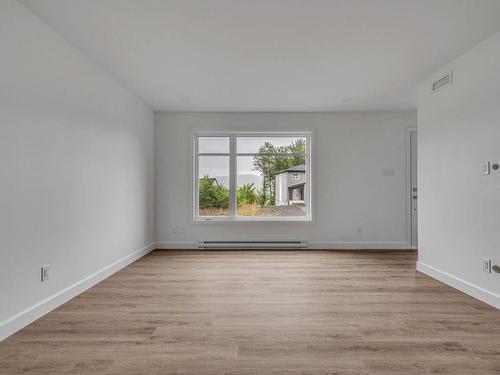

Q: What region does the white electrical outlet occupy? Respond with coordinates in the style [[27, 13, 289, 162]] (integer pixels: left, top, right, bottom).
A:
[[481, 161, 490, 175], [481, 258, 491, 273], [41, 264, 51, 282], [172, 225, 185, 234]]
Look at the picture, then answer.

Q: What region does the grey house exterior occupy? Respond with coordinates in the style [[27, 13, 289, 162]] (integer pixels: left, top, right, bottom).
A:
[[275, 164, 306, 206]]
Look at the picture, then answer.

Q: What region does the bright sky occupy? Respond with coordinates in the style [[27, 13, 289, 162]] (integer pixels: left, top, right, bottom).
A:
[[198, 136, 305, 154], [198, 155, 260, 183], [198, 137, 305, 184]]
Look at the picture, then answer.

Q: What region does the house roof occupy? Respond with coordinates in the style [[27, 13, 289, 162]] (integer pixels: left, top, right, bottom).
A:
[[201, 177, 220, 186], [275, 164, 306, 174]]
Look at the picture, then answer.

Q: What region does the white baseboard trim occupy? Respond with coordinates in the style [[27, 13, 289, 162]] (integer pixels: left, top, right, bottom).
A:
[[309, 241, 412, 250], [0, 242, 156, 342], [417, 261, 500, 310], [155, 241, 199, 249], [155, 241, 412, 250]]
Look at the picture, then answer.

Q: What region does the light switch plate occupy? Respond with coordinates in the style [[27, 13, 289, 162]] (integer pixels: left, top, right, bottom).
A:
[[481, 161, 490, 175], [482, 258, 491, 273], [41, 264, 51, 282]]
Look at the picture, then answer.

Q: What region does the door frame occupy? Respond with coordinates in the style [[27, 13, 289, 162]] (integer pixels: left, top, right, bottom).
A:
[[406, 127, 418, 248]]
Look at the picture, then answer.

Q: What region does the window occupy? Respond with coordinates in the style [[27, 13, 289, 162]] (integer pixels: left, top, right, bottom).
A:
[[194, 132, 311, 221]]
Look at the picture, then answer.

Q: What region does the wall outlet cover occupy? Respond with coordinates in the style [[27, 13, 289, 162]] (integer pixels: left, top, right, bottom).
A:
[[481, 258, 491, 273], [481, 161, 490, 175], [41, 264, 51, 282]]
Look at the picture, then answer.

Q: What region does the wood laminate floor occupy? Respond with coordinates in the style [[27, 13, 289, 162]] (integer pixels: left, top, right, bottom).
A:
[[1, 250, 499, 374]]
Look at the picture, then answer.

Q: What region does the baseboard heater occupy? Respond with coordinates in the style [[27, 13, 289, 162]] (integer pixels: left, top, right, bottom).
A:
[[198, 240, 308, 249]]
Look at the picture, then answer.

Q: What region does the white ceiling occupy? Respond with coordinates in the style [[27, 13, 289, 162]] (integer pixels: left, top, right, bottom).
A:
[[22, 0, 500, 112]]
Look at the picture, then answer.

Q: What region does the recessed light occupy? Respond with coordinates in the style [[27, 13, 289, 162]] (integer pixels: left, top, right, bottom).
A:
[[342, 97, 352, 103], [181, 98, 192, 103]]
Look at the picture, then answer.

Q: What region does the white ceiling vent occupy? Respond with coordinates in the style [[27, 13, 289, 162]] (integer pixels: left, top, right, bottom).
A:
[[432, 71, 453, 92]]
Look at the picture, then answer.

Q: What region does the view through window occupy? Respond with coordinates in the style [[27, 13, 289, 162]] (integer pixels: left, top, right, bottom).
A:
[[195, 132, 311, 221]]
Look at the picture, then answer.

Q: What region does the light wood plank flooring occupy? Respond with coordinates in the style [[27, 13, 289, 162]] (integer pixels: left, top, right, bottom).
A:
[[1, 250, 499, 374]]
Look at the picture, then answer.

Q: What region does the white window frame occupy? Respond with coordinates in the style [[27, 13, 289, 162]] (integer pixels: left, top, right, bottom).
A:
[[193, 131, 312, 222]]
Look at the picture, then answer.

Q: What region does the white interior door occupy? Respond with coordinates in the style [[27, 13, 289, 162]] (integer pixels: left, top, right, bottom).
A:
[[410, 131, 418, 247]]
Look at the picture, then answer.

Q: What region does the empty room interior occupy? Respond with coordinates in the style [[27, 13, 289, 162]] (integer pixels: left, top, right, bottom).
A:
[[1, 0, 500, 373]]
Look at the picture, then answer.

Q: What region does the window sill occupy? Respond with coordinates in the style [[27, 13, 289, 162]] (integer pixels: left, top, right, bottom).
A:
[[193, 216, 313, 224]]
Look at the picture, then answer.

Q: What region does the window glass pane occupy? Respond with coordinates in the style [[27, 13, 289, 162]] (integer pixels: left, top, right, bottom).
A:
[[237, 137, 306, 154], [198, 156, 229, 216], [198, 137, 230, 154], [237, 155, 306, 217]]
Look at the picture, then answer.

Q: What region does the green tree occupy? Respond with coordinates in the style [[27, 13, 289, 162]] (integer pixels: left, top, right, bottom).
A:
[[252, 139, 305, 206], [237, 183, 257, 207], [199, 176, 229, 209], [252, 142, 280, 206], [288, 138, 306, 166]]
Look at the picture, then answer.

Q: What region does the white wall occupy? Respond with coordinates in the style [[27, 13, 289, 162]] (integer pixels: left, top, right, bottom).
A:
[[156, 112, 415, 248], [417, 31, 500, 309], [0, 0, 155, 339]]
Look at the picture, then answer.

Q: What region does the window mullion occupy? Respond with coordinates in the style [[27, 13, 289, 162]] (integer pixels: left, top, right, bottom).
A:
[[229, 135, 237, 218], [194, 135, 199, 220]]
